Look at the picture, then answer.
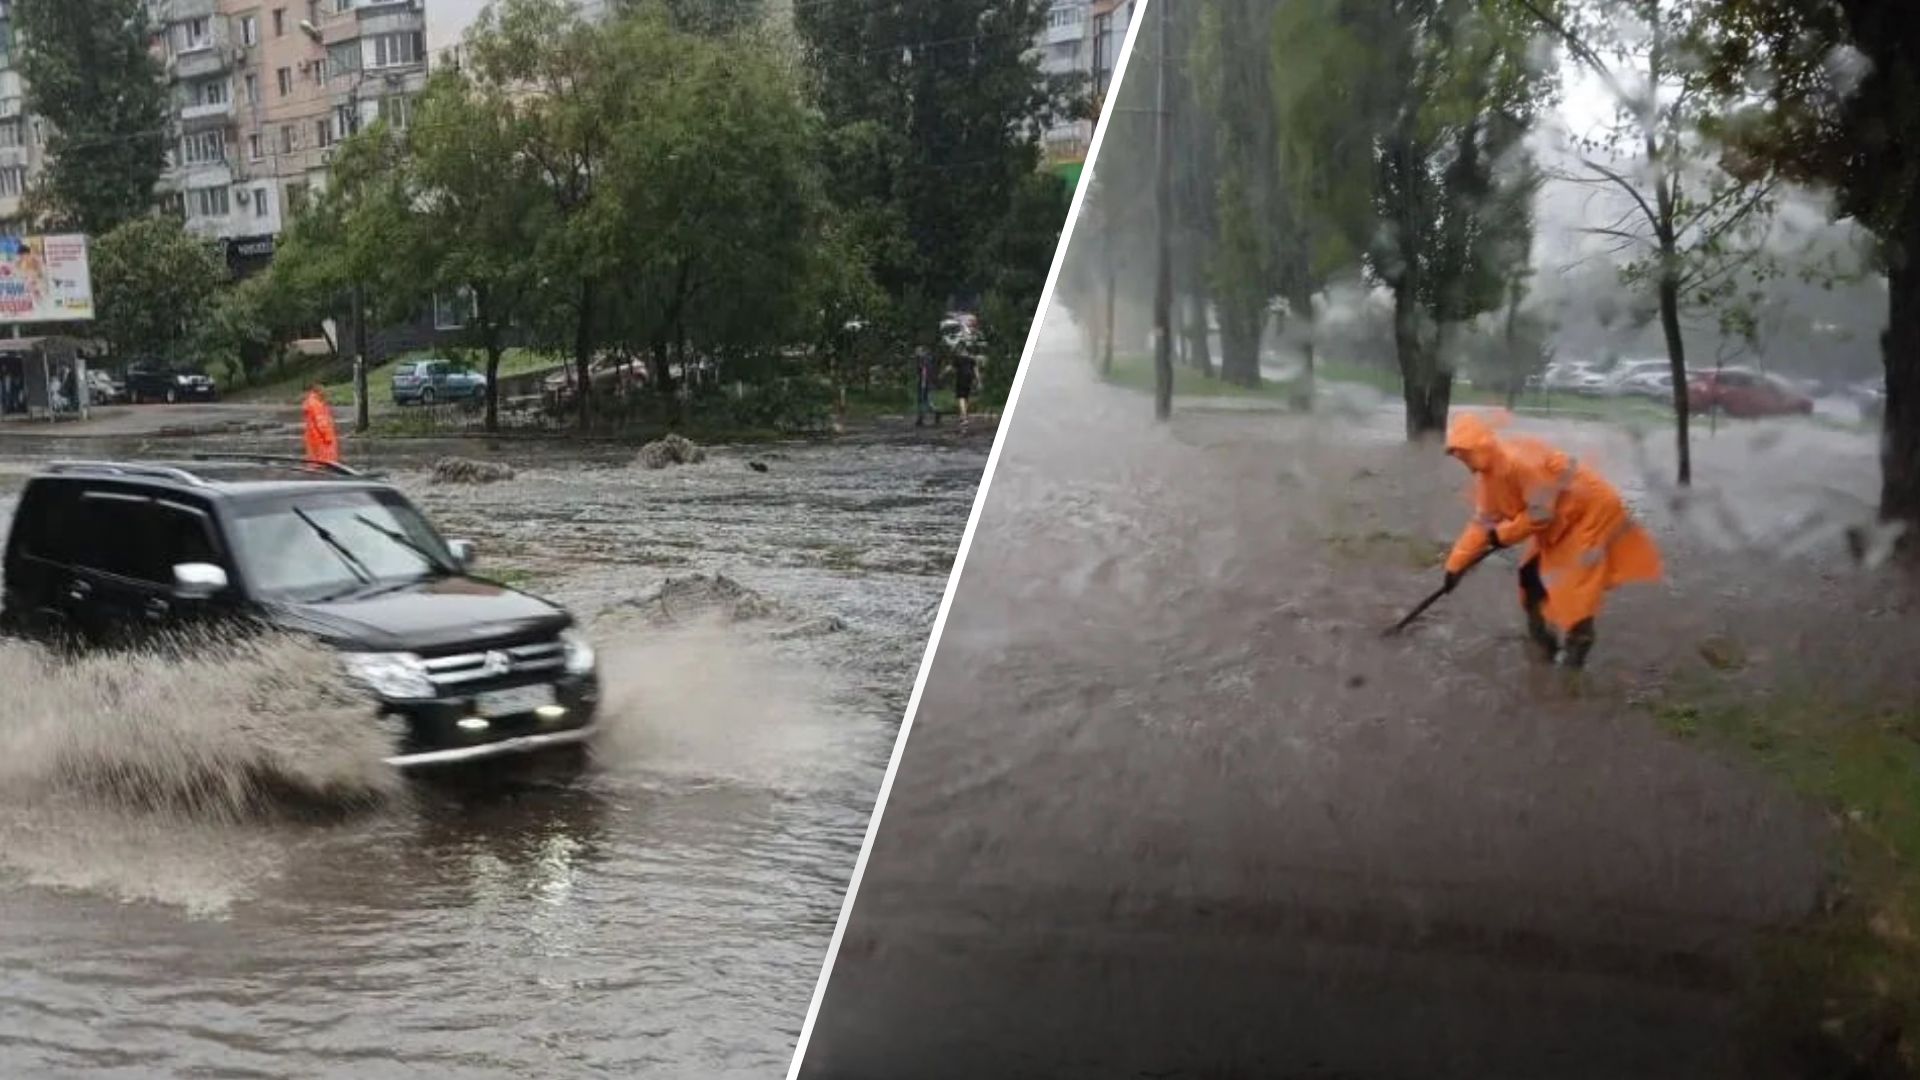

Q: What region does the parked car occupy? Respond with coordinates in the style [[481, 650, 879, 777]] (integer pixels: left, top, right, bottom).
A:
[[1602, 358, 1670, 395], [542, 357, 650, 406], [392, 358, 488, 406], [1616, 369, 1675, 401], [1543, 362, 1610, 396], [85, 369, 126, 405], [0, 456, 601, 768], [126, 367, 218, 405], [1687, 368, 1815, 418]]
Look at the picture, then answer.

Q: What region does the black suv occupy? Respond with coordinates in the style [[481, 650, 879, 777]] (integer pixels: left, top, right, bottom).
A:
[[0, 456, 600, 768], [126, 367, 219, 405]]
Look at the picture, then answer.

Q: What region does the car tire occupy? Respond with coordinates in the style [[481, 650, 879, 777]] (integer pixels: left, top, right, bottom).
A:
[[420, 388, 436, 407], [166, 388, 177, 404]]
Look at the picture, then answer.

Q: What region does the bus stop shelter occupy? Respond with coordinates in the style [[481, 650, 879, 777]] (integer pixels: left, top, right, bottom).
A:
[[0, 336, 99, 422]]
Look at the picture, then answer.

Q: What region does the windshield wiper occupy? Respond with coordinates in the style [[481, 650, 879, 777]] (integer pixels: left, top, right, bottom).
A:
[[292, 507, 376, 590], [352, 513, 455, 575]]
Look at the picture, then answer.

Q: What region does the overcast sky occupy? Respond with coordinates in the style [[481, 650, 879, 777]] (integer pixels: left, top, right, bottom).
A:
[[428, 0, 490, 53]]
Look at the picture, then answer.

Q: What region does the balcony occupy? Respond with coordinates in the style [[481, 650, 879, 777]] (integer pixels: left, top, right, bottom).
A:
[[180, 99, 235, 124], [172, 44, 237, 82]]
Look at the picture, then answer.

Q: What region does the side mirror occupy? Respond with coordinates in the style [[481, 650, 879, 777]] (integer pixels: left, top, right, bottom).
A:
[[174, 562, 229, 600], [447, 539, 475, 569]]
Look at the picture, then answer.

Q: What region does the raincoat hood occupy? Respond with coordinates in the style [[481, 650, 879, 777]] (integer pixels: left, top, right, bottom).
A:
[[1446, 412, 1503, 473]]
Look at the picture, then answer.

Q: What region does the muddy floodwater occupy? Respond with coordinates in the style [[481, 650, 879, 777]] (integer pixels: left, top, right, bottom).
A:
[[0, 429, 986, 1078], [802, 317, 1920, 1079]]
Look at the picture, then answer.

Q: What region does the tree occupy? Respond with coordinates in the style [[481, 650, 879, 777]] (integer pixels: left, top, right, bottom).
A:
[[796, 0, 1068, 310], [1513, 0, 1785, 487], [14, 0, 169, 234], [1698, 0, 1920, 545], [270, 126, 418, 431], [1277, 0, 1551, 436], [407, 69, 552, 432], [464, 0, 621, 431], [90, 217, 225, 370]]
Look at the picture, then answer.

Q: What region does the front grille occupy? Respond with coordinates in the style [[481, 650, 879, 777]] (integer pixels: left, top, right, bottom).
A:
[[421, 639, 565, 689]]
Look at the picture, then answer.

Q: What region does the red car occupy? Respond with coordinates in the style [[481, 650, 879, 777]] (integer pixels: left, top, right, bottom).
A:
[[1687, 369, 1814, 418]]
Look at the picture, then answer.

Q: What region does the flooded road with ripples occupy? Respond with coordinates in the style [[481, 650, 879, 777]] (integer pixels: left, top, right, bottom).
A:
[[801, 316, 1920, 1079], [0, 427, 988, 1078]]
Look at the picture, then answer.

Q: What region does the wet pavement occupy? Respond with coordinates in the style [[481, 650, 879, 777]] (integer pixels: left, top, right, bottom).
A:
[[0, 428, 989, 1078], [800, 315, 1920, 1079]]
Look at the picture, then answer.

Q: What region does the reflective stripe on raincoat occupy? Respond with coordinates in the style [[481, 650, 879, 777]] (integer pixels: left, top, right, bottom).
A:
[[303, 390, 340, 465], [1443, 412, 1660, 631]]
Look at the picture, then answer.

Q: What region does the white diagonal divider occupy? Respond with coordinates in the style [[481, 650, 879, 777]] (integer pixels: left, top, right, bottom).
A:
[[783, 4, 1159, 1075]]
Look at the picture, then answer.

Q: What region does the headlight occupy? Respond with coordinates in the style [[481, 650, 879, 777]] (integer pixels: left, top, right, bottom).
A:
[[341, 651, 436, 699], [561, 630, 596, 676]]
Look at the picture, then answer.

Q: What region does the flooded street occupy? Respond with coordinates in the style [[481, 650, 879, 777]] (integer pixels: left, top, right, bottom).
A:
[[0, 429, 987, 1078], [802, 317, 1920, 1079]]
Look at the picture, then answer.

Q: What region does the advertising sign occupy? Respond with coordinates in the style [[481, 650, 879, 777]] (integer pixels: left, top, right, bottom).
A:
[[0, 234, 95, 324]]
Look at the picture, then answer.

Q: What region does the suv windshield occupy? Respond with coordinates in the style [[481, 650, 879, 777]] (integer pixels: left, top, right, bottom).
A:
[[231, 489, 456, 600]]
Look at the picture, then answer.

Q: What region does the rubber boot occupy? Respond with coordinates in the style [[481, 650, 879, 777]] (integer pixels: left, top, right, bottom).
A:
[[1524, 607, 1561, 664], [1561, 619, 1596, 670]]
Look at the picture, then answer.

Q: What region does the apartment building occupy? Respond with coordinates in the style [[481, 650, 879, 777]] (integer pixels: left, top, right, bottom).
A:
[[1032, 0, 1135, 184], [148, 0, 426, 270], [0, 0, 50, 230]]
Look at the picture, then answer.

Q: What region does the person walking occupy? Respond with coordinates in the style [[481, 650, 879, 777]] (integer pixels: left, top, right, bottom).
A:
[[914, 346, 938, 428], [1439, 412, 1661, 669], [303, 382, 341, 465], [952, 349, 977, 432]]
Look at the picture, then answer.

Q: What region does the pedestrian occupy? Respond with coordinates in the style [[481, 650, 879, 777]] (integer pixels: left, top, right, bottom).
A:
[[914, 346, 937, 428], [303, 382, 340, 465], [952, 349, 977, 432], [1439, 412, 1661, 669]]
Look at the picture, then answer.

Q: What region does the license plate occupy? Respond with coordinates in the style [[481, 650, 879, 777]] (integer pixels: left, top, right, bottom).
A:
[[474, 684, 555, 718]]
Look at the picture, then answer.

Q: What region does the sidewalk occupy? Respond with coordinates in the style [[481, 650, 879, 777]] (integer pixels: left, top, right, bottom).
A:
[[0, 403, 300, 439]]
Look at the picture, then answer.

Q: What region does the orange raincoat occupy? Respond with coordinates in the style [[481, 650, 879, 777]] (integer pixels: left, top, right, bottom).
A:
[[303, 389, 340, 465], [1444, 413, 1660, 632]]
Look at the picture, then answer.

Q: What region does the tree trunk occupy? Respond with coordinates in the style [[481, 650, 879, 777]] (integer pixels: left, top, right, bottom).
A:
[[482, 332, 504, 435], [1101, 259, 1116, 376], [1395, 284, 1449, 438], [1290, 286, 1315, 411], [1659, 268, 1692, 487], [573, 280, 596, 433], [1881, 199, 1920, 546], [1218, 304, 1263, 387], [1185, 288, 1213, 377]]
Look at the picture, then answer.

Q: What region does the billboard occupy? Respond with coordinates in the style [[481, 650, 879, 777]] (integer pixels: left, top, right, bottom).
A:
[[0, 234, 95, 324]]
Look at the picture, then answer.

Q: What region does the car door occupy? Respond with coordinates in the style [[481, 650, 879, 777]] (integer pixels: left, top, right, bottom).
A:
[[62, 491, 232, 646]]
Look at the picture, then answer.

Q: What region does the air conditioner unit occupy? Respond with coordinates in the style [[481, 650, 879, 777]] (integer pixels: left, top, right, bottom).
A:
[[236, 188, 251, 204]]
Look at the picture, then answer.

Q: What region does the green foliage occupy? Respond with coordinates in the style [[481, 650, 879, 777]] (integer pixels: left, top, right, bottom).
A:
[[13, 0, 169, 234], [90, 217, 226, 368], [795, 0, 1070, 307]]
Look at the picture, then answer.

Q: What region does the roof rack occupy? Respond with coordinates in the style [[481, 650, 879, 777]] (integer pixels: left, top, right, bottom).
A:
[[46, 461, 209, 486], [188, 453, 365, 477]]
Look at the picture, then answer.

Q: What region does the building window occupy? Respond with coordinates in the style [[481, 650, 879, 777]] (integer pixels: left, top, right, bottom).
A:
[[191, 186, 231, 218], [0, 167, 26, 198], [369, 32, 423, 69], [278, 67, 293, 96], [254, 186, 270, 218], [334, 104, 359, 140], [198, 78, 230, 106], [181, 129, 226, 165], [0, 118, 22, 149], [248, 132, 263, 160], [329, 41, 360, 80], [315, 119, 331, 148], [274, 8, 285, 36], [241, 15, 259, 46], [244, 73, 259, 103], [377, 94, 413, 130], [279, 124, 295, 155], [180, 17, 211, 52], [286, 181, 309, 216], [307, 0, 320, 24]]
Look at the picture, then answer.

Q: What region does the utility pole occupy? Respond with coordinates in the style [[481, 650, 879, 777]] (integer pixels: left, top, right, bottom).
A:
[[352, 282, 369, 433], [1152, 0, 1173, 421]]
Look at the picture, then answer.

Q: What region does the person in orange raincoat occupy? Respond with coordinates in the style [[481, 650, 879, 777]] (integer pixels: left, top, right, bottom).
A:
[[303, 383, 340, 465], [1440, 412, 1661, 668]]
